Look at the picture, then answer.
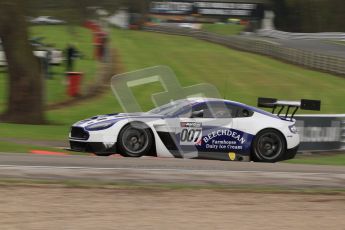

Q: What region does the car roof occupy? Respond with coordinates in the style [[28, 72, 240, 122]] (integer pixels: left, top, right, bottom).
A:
[[184, 97, 278, 119], [185, 97, 247, 107]]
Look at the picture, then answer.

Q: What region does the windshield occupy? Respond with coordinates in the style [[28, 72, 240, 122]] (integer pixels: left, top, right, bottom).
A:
[[148, 99, 192, 116]]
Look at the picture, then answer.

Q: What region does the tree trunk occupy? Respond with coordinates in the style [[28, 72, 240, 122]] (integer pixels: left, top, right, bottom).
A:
[[0, 0, 45, 124]]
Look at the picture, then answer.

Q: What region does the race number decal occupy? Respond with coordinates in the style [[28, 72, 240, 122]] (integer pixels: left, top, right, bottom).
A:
[[180, 122, 202, 145]]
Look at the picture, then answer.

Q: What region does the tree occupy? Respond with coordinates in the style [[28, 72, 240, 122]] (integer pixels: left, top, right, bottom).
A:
[[272, 0, 345, 32], [0, 0, 45, 124], [271, 0, 290, 31]]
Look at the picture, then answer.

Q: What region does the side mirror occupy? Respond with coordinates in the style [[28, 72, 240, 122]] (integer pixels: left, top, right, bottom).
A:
[[191, 110, 204, 118]]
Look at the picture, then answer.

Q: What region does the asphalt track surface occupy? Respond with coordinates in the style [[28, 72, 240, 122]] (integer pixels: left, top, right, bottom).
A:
[[244, 35, 345, 59], [156, 25, 345, 58], [0, 153, 344, 189]]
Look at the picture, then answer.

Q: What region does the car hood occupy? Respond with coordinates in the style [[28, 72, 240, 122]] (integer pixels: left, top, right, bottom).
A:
[[73, 112, 163, 127]]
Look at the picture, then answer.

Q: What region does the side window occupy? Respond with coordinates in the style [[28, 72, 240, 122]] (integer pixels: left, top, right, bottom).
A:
[[191, 102, 254, 118], [236, 107, 254, 118], [192, 102, 233, 118], [178, 108, 192, 118], [171, 103, 193, 118]]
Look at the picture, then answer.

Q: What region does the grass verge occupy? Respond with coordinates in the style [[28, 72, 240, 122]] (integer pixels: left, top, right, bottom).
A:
[[0, 141, 71, 154], [287, 153, 345, 166], [327, 40, 345, 46]]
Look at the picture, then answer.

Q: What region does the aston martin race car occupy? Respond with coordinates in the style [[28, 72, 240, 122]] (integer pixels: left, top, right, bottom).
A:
[[69, 97, 320, 162]]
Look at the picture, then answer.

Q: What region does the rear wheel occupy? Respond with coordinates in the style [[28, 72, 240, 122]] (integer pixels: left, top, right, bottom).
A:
[[252, 129, 286, 163], [117, 123, 153, 157]]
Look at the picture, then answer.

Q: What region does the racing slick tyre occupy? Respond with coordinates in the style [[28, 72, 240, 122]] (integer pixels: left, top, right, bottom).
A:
[[252, 129, 286, 163], [117, 123, 153, 158], [282, 147, 298, 161]]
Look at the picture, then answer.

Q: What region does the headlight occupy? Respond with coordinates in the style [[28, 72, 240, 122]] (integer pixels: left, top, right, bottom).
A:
[[289, 125, 298, 134], [86, 120, 117, 131]]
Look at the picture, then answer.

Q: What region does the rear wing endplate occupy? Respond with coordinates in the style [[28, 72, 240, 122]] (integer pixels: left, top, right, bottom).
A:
[[258, 97, 321, 120]]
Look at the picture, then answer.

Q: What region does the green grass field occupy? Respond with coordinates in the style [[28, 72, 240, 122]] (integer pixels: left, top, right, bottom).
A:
[[332, 41, 345, 46], [287, 153, 345, 166], [0, 25, 97, 112], [202, 23, 245, 36], [0, 141, 72, 154], [110, 29, 345, 113], [0, 28, 345, 163], [30, 25, 97, 83]]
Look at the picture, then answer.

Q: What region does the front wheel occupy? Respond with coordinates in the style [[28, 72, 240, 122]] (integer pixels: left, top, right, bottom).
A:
[[117, 123, 153, 157], [252, 129, 286, 163]]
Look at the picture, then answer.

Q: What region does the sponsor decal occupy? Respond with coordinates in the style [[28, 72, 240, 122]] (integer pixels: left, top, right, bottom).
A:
[[180, 122, 202, 128], [203, 129, 246, 145], [178, 126, 253, 154], [151, 2, 193, 14], [150, 1, 262, 17], [228, 152, 236, 161], [195, 2, 257, 16], [180, 122, 203, 145], [197, 128, 254, 153]]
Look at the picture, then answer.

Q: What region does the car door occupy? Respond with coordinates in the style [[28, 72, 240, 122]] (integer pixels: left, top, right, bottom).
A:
[[231, 106, 256, 155], [177, 101, 234, 158]]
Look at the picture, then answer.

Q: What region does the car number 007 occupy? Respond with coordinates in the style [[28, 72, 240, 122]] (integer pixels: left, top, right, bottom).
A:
[[180, 128, 202, 144]]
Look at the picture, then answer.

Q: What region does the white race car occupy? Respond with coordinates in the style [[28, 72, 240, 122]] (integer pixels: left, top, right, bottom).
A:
[[30, 16, 66, 25], [0, 44, 63, 66], [69, 97, 320, 162]]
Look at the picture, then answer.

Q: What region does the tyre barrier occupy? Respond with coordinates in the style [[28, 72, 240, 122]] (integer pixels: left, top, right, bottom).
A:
[[257, 29, 345, 41], [295, 115, 345, 152]]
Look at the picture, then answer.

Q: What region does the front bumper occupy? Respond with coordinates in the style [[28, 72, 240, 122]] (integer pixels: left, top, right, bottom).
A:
[[69, 141, 116, 154]]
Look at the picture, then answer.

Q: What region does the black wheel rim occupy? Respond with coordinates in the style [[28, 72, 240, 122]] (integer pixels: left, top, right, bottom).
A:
[[121, 127, 149, 154], [257, 133, 283, 160]]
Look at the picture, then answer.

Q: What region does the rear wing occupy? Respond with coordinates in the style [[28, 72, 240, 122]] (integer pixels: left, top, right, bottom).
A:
[[258, 97, 321, 120]]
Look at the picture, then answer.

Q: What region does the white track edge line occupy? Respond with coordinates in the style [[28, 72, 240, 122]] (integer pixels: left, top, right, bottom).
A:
[[0, 164, 343, 176]]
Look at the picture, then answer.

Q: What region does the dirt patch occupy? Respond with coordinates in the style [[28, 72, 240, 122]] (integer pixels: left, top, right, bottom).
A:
[[0, 186, 344, 230]]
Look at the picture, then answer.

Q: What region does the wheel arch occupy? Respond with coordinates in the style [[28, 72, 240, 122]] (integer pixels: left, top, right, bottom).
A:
[[250, 127, 288, 159], [116, 121, 157, 157]]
